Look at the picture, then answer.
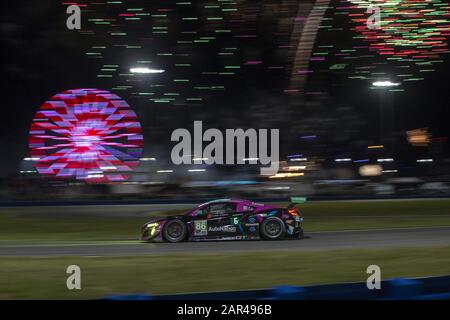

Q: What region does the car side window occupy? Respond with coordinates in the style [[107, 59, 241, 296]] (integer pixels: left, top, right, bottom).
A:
[[192, 207, 207, 216], [208, 203, 236, 216]]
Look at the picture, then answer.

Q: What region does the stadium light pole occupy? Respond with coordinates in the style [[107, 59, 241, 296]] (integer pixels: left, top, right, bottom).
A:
[[372, 80, 400, 154]]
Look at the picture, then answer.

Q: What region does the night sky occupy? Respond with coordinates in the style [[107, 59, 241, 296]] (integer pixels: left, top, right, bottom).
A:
[[1, 0, 449, 177]]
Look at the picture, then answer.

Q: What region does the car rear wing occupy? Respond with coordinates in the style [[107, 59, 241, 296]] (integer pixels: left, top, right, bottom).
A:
[[287, 197, 307, 209]]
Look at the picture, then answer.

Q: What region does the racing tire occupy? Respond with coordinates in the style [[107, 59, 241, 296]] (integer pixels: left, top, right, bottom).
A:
[[163, 219, 187, 243], [260, 217, 285, 240]]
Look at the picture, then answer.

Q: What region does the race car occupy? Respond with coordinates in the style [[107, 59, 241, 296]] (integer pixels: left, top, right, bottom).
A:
[[140, 198, 305, 242]]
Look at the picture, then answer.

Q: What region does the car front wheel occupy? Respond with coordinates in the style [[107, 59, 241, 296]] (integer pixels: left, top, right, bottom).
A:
[[163, 219, 187, 243]]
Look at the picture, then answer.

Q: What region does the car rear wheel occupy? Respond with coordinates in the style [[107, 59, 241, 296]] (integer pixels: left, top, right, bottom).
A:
[[261, 217, 285, 240], [163, 219, 187, 243]]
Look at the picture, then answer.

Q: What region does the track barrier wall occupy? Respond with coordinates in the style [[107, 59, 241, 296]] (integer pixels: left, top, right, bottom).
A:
[[102, 275, 450, 300]]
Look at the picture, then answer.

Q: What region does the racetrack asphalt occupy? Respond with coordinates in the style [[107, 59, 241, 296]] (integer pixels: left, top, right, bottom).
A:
[[1, 226, 449, 256]]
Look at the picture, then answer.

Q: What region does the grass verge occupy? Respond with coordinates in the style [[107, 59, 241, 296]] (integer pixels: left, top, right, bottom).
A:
[[1, 245, 450, 299]]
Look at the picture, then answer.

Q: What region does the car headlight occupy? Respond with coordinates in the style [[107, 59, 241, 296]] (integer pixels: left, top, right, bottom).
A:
[[147, 222, 159, 228], [146, 222, 159, 237]]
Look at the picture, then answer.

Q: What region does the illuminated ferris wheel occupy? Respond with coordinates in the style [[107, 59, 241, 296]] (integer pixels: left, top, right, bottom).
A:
[[28, 88, 143, 182]]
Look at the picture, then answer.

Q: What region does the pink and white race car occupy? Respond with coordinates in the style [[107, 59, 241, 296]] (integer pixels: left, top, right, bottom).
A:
[[141, 198, 305, 242]]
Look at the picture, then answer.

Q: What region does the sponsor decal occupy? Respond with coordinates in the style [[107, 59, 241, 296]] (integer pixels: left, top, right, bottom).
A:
[[208, 225, 236, 233], [194, 220, 208, 236], [245, 223, 259, 227], [218, 236, 247, 240]]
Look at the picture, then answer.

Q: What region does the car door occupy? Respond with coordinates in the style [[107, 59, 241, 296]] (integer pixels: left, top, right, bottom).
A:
[[203, 202, 238, 239], [237, 206, 260, 238]]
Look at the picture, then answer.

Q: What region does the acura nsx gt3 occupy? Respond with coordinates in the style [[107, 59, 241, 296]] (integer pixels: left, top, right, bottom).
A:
[[141, 198, 305, 242]]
